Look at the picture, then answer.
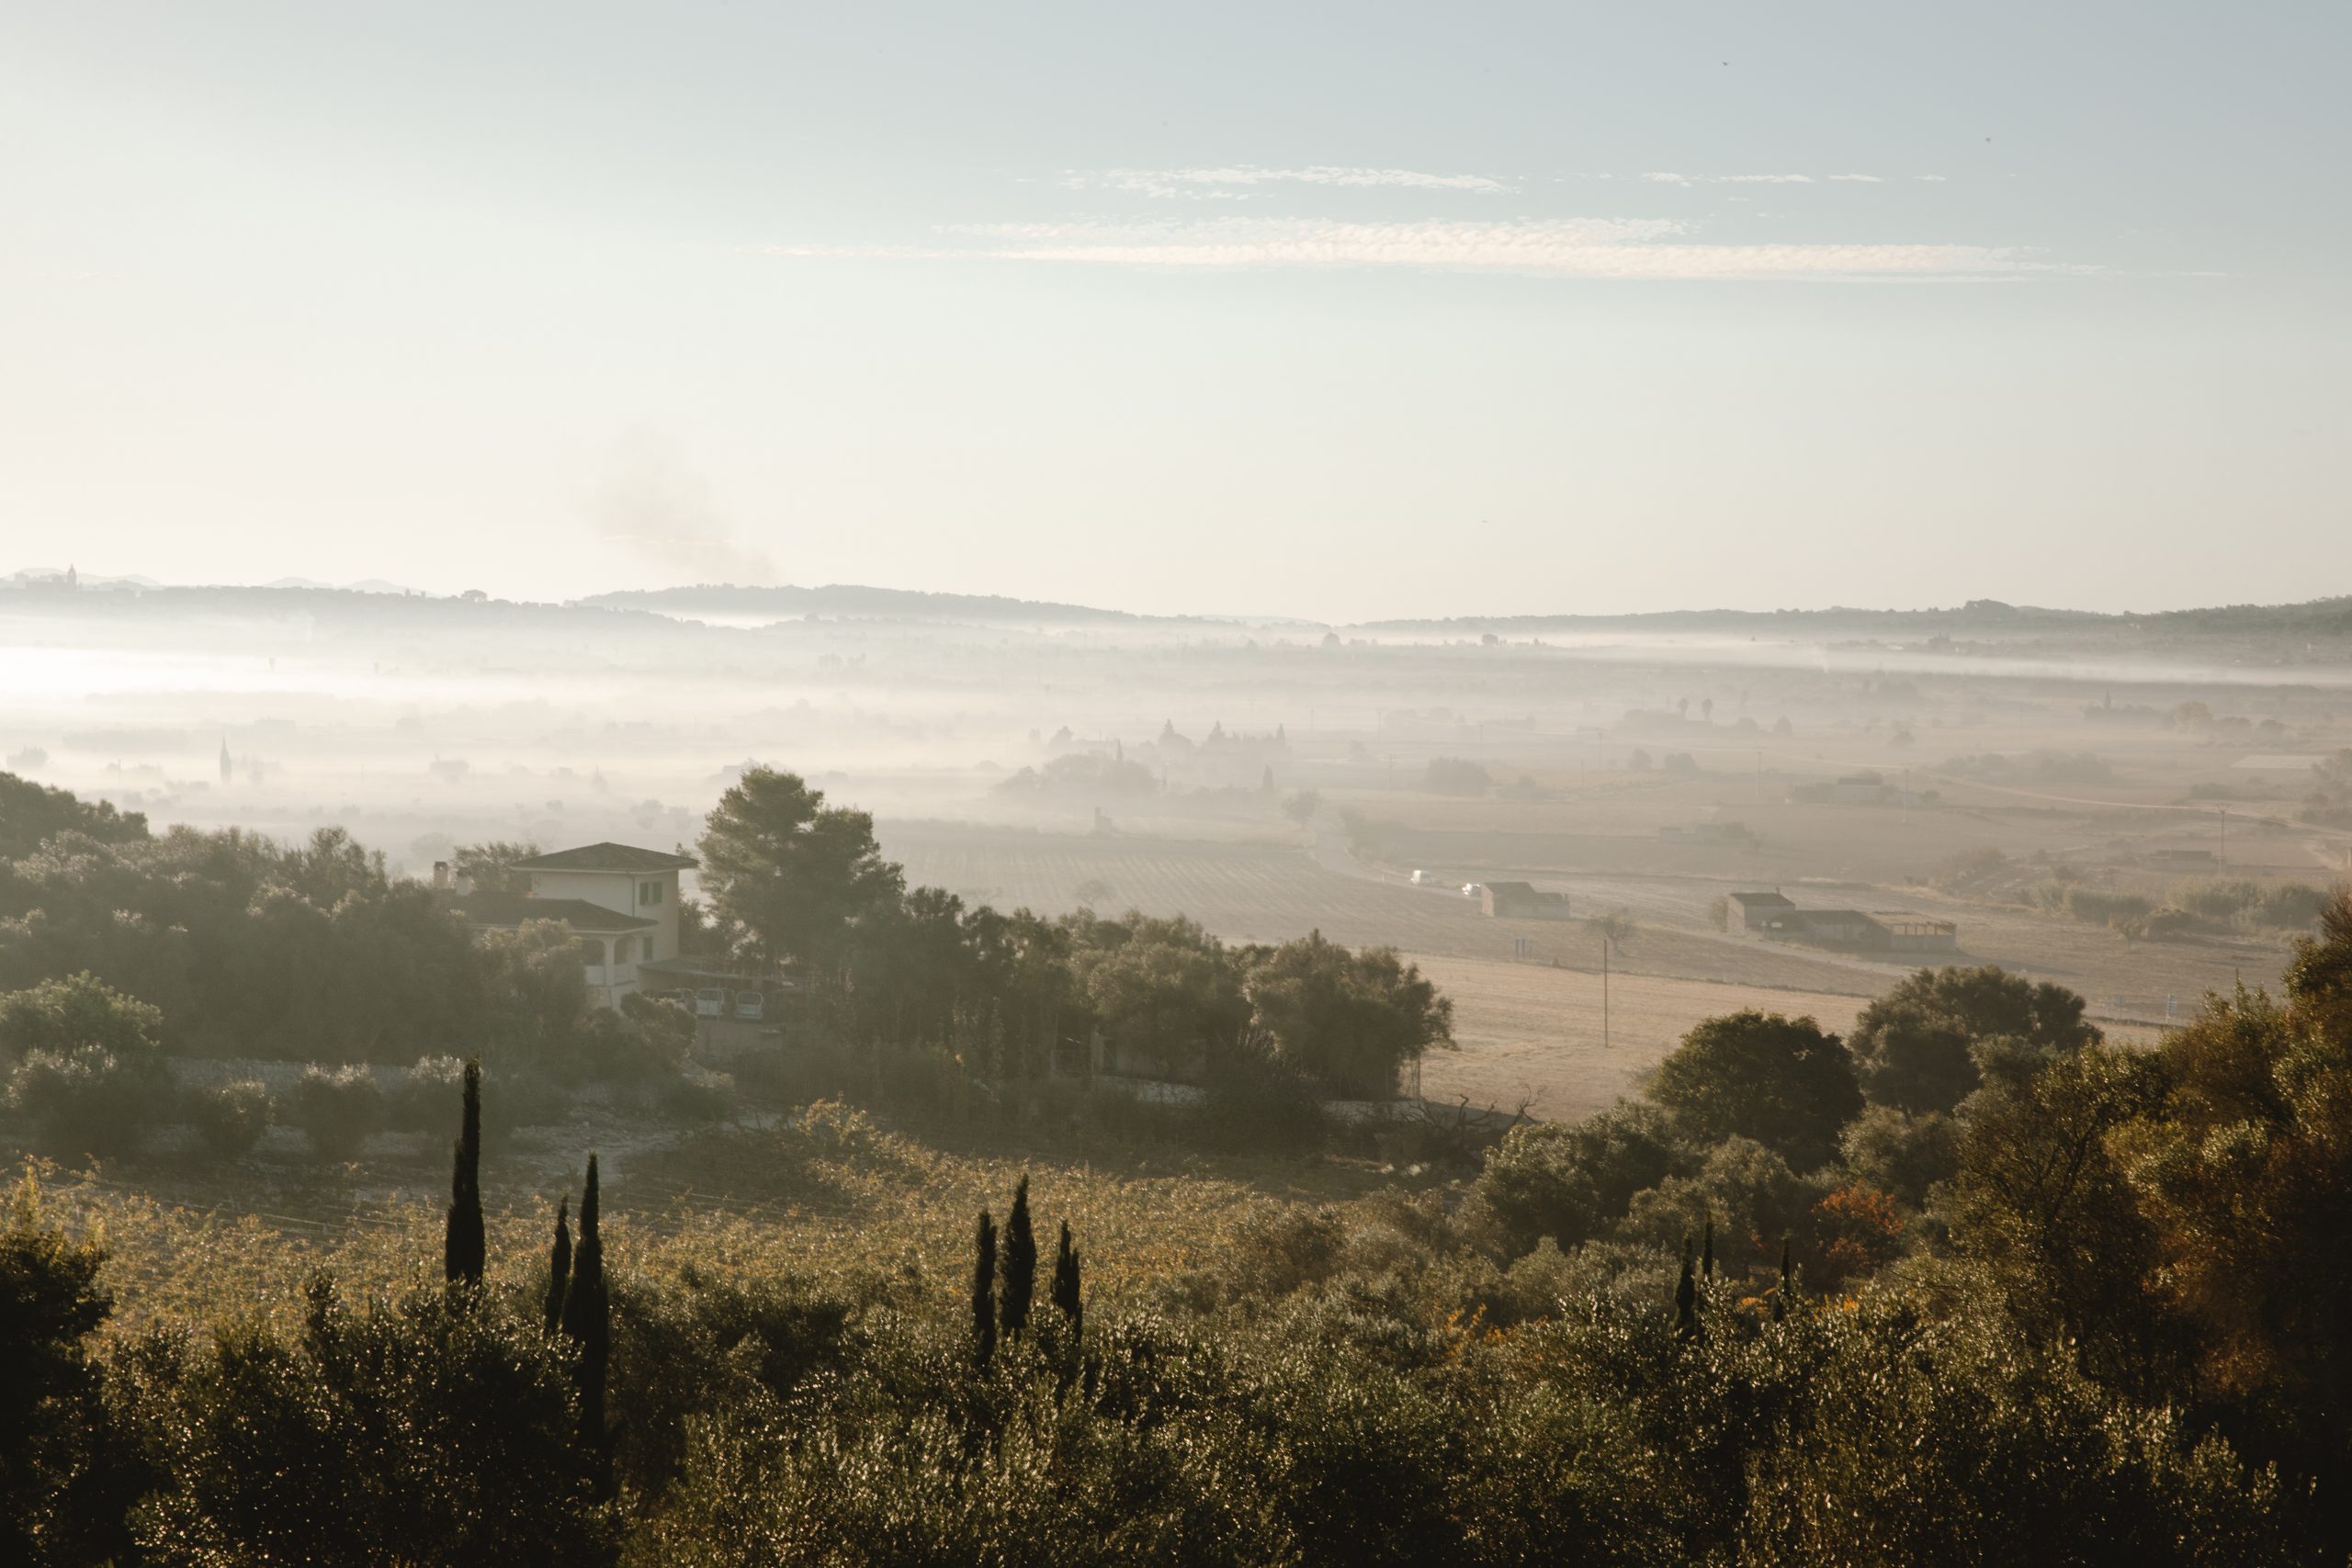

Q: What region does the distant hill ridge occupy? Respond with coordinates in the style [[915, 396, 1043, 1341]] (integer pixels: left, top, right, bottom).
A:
[[1358, 596, 2352, 638], [578, 583, 1158, 625], [7, 572, 2351, 640]]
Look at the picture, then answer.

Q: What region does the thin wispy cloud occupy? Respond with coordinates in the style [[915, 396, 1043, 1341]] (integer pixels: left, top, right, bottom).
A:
[[1064, 165, 1517, 199], [760, 217, 2081, 282], [1644, 172, 1913, 186]]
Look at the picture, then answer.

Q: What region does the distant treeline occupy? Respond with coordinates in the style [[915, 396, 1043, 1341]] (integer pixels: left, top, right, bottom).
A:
[[0, 769, 1452, 1108]]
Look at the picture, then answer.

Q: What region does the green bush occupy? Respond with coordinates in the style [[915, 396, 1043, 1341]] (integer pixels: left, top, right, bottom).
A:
[[0, 973, 164, 1064], [2168, 878, 2264, 919], [286, 1065, 383, 1161], [2252, 882, 2329, 928], [659, 1070, 736, 1124], [187, 1080, 274, 1160], [386, 1054, 467, 1132], [1195, 1045, 1329, 1155], [1472, 1101, 1677, 1254], [8, 1047, 166, 1159]]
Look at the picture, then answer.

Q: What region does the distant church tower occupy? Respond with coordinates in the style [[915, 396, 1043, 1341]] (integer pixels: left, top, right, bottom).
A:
[[219, 739, 232, 785]]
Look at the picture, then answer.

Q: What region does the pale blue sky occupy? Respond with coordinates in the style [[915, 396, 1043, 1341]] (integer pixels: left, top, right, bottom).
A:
[[3, 2, 2345, 618]]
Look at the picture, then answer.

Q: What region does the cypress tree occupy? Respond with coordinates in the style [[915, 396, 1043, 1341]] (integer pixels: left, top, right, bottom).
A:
[[1772, 1234, 1792, 1323], [1001, 1175, 1036, 1342], [1701, 1214, 1714, 1280], [1050, 1220, 1081, 1344], [971, 1210, 997, 1369], [543, 1196, 571, 1335], [560, 1154, 611, 1497], [443, 1058, 484, 1287], [1674, 1234, 1699, 1340]]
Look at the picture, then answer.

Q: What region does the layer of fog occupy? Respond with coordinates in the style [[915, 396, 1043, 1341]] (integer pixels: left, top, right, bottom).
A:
[[5, 589, 2348, 886]]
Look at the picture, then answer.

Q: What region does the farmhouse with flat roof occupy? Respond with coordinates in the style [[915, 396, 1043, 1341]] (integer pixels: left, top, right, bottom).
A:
[[1726, 888, 1957, 953], [1727, 890, 1794, 930], [1480, 881, 1573, 919]]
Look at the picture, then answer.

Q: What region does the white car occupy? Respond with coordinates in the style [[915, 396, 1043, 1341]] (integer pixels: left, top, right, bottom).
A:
[[694, 987, 728, 1017], [1410, 869, 1433, 885], [733, 990, 765, 1021], [1462, 883, 1484, 897]]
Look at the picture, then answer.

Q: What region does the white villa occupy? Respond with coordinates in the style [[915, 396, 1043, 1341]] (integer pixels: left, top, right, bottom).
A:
[[447, 840, 698, 1009]]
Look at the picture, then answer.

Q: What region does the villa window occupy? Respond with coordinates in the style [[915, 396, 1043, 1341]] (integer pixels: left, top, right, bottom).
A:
[[639, 880, 663, 905]]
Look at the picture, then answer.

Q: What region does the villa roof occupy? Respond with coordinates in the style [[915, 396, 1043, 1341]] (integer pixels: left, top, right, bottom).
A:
[[451, 893, 657, 933], [514, 841, 698, 873]]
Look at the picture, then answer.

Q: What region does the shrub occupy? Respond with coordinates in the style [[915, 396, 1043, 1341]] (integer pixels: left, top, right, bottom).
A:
[[188, 1080, 274, 1159], [1929, 846, 2008, 894], [1422, 757, 1490, 795], [540, 1004, 690, 1087], [387, 1054, 467, 1132], [2168, 879, 2263, 919], [2032, 882, 2153, 926], [661, 1070, 737, 1124], [1473, 1101, 1677, 1255], [0, 973, 164, 1064], [287, 1066, 383, 1161], [2252, 883, 2329, 929], [1196, 1045, 1329, 1154], [8, 1046, 166, 1159], [619, 991, 695, 1071], [2120, 908, 2199, 942]]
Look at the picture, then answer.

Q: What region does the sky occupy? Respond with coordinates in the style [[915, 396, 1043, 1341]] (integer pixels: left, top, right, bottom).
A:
[[2, 2, 2346, 621]]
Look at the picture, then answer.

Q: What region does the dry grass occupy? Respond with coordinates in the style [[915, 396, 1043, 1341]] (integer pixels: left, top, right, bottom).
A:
[[1408, 953, 1871, 1122]]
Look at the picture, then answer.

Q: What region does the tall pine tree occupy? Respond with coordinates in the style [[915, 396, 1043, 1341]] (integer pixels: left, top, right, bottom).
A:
[[543, 1196, 571, 1335], [443, 1059, 484, 1287], [1050, 1220, 1081, 1344], [971, 1210, 997, 1369], [1701, 1214, 1714, 1281], [559, 1154, 611, 1498], [1001, 1175, 1035, 1342]]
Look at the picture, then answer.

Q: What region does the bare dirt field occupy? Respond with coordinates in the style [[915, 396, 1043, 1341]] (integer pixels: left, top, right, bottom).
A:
[[882, 816, 2294, 1025], [1408, 952, 2159, 1124], [1406, 954, 1869, 1122], [879, 818, 1880, 990], [882, 814, 2229, 1127]]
